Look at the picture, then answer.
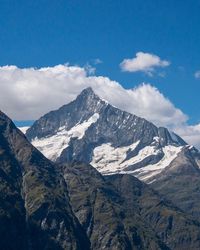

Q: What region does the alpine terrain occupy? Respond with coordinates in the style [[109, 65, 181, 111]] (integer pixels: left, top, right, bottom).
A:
[[26, 87, 194, 183], [2, 110, 200, 249], [26, 88, 200, 221]]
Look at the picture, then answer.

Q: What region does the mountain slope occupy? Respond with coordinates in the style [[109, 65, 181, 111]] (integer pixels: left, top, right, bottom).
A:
[[0, 111, 90, 250], [61, 162, 200, 250], [106, 174, 200, 250], [25, 87, 200, 222], [2, 108, 200, 249], [26, 87, 187, 182], [150, 146, 200, 218], [60, 162, 168, 250], [0, 110, 170, 250]]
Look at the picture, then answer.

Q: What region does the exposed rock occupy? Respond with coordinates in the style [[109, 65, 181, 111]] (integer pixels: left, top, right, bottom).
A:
[[0, 111, 90, 250], [26, 88, 187, 182], [61, 162, 167, 250], [107, 174, 200, 250]]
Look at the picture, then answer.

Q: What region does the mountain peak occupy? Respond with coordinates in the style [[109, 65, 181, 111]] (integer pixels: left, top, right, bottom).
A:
[[0, 110, 9, 122], [80, 86, 95, 96], [0, 110, 14, 132], [75, 87, 102, 105], [26, 88, 190, 183]]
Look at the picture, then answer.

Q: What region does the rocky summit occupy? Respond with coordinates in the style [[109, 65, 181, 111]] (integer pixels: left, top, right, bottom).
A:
[[27, 87, 193, 184]]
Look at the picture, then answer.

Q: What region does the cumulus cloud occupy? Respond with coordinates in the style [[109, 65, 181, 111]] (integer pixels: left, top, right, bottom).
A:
[[93, 58, 102, 64], [84, 63, 96, 75], [175, 124, 200, 148], [0, 64, 200, 148], [0, 64, 184, 125], [120, 52, 170, 76], [194, 70, 200, 79]]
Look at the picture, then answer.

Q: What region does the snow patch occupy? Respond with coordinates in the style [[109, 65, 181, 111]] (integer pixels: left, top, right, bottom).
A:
[[90, 141, 140, 174], [31, 113, 99, 161], [19, 126, 30, 134], [153, 136, 159, 142], [131, 145, 182, 181], [90, 142, 182, 182]]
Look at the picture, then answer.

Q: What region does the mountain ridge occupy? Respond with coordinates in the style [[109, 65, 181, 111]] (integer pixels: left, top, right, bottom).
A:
[[26, 87, 188, 182], [0, 110, 90, 250]]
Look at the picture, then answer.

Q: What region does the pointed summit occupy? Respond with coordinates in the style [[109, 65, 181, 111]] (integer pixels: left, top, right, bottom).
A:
[[80, 86, 95, 96], [27, 88, 190, 183], [26, 87, 106, 140], [0, 110, 10, 123], [0, 110, 16, 136], [75, 87, 102, 105]]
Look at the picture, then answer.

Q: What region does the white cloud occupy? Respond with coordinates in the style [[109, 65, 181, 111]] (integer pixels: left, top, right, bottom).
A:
[[93, 58, 102, 64], [0, 64, 200, 148], [194, 70, 200, 79], [175, 124, 200, 148], [120, 52, 170, 75], [84, 63, 96, 75]]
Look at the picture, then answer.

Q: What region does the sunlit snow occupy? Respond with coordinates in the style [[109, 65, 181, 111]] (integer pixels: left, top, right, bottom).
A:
[[131, 145, 183, 181], [19, 126, 30, 134], [90, 141, 140, 173], [31, 113, 99, 161], [90, 142, 182, 181]]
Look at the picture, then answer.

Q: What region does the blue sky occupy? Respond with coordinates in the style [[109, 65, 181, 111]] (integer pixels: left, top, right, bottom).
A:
[[0, 0, 200, 125]]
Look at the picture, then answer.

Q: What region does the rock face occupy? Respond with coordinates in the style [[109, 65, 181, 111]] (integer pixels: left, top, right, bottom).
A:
[[26, 87, 187, 182], [60, 162, 166, 250], [150, 146, 200, 219], [106, 174, 200, 250], [0, 111, 90, 250], [61, 162, 200, 250]]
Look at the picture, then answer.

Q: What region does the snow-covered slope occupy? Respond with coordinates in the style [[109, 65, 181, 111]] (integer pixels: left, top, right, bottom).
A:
[[31, 113, 99, 161], [26, 87, 191, 182], [91, 142, 183, 181], [19, 126, 30, 134]]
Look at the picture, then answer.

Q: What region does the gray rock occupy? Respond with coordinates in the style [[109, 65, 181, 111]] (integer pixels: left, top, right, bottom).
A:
[[26, 88, 186, 180], [0, 111, 90, 250]]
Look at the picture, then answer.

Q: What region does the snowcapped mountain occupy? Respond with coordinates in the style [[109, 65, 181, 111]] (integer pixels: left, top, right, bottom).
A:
[[26, 87, 196, 182], [4, 109, 200, 249]]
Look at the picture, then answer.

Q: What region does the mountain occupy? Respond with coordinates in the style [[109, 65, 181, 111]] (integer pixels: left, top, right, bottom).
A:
[[61, 162, 200, 250], [26, 87, 187, 183], [150, 146, 200, 218], [0, 111, 90, 250], [26, 87, 200, 221], [105, 174, 200, 250], [2, 110, 200, 249], [0, 110, 173, 249], [60, 162, 167, 250]]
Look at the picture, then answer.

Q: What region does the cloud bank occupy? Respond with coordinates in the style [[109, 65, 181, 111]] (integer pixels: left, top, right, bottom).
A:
[[120, 52, 170, 76], [0, 64, 199, 147]]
